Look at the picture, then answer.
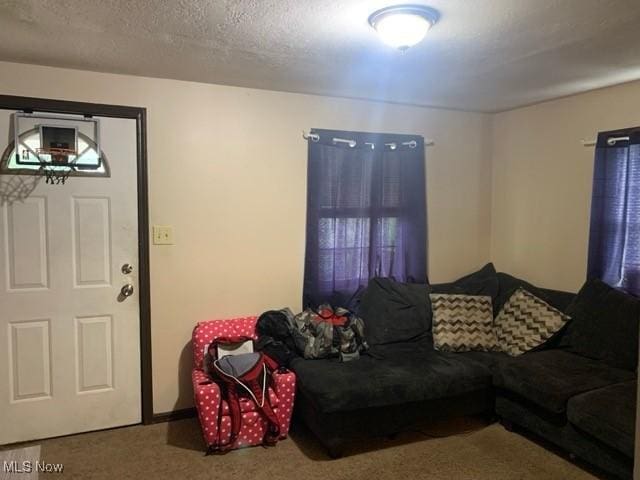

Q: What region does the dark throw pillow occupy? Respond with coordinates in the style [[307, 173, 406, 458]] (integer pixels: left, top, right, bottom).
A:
[[431, 263, 499, 301], [559, 278, 640, 371], [494, 288, 571, 356], [494, 272, 576, 316], [358, 277, 430, 346], [430, 293, 497, 352]]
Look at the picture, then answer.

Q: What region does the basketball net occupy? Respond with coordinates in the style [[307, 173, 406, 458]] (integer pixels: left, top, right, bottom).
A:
[[35, 148, 77, 185]]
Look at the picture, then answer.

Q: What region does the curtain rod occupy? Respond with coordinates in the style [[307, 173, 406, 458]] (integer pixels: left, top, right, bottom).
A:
[[582, 136, 630, 147], [302, 131, 434, 148]]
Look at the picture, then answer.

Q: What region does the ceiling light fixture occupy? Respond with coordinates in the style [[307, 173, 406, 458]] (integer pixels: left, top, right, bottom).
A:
[[368, 4, 439, 51]]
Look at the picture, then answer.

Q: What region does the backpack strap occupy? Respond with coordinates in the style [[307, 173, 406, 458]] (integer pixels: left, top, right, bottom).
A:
[[222, 382, 242, 451], [212, 366, 245, 452], [212, 352, 281, 450], [253, 354, 282, 443], [214, 383, 229, 452]]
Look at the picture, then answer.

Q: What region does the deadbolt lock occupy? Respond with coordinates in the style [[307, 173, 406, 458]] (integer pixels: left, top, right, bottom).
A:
[[121, 263, 134, 274]]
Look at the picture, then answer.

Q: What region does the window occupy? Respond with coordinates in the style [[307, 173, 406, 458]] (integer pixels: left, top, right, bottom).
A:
[[303, 129, 427, 308], [0, 128, 109, 177], [587, 128, 640, 296]]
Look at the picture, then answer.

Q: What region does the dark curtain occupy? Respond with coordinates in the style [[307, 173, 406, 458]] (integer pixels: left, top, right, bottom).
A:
[[587, 127, 640, 297], [303, 129, 427, 308]]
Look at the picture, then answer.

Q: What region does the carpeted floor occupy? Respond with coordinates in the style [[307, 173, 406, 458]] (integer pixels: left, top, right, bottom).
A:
[[5, 417, 601, 479]]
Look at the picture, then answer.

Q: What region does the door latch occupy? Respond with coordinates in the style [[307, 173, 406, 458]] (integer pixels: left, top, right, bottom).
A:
[[120, 284, 134, 297]]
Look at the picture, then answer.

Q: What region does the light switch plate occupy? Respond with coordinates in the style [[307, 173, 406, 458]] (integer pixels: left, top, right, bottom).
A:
[[153, 225, 174, 245]]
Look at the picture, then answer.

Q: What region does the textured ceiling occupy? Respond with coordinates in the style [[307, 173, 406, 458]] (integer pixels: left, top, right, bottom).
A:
[[1, 0, 640, 112]]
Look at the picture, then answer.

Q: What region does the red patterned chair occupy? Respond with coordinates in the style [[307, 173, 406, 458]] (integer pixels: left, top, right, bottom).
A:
[[191, 317, 296, 452]]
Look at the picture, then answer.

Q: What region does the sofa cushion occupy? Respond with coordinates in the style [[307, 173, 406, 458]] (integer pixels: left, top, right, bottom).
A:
[[431, 294, 497, 352], [559, 278, 640, 371], [567, 381, 637, 458], [456, 350, 511, 373], [358, 277, 430, 346], [493, 350, 634, 414], [290, 343, 493, 414], [431, 263, 499, 300], [494, 288, 570, 356]]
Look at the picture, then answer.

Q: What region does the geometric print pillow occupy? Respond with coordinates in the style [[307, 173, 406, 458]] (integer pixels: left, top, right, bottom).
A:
[[430, 294, 497, 352], [494, 288, 571, 356]]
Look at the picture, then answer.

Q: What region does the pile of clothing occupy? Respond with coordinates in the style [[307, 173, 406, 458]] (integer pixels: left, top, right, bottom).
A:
[[256, 304, 368, 367]]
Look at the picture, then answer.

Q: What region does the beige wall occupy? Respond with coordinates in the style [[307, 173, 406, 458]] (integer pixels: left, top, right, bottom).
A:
[[491, 80, 640, 292], [0, 61, 493, 413]]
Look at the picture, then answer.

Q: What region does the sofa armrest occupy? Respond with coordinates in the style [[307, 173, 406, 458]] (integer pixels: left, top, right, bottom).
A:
[[192, 369, 222, 447], [272, 370, 296, 436]]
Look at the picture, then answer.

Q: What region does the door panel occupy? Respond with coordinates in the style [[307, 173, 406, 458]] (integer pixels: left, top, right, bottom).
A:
[[0, 113, 141, 444], [9, 319, 52, 402], [71, 196, 112, 287], [4, 196, 49, 290], [74, 315, 113, 393]]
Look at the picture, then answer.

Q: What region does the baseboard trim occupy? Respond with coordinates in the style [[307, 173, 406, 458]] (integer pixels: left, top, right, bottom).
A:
[[152, 407, 197, 424]]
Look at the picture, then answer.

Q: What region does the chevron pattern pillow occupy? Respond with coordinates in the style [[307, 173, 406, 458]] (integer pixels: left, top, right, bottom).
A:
[[494, 288, 570, 356], [430, 294, 497, 352]]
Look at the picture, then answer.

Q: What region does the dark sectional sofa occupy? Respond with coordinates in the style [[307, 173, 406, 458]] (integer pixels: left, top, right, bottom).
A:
[[289, 264, 639, 479]]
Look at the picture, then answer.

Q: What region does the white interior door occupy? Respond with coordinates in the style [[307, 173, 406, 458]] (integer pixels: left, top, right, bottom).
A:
[[0, 113, 141, 444]]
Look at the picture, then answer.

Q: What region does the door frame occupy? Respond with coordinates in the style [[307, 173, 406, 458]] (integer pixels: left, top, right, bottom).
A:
[[0, 94, 153, 425]]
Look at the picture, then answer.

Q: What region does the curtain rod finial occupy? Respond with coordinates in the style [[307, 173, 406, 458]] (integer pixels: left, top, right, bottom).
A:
[[302, 130, 319, 142]]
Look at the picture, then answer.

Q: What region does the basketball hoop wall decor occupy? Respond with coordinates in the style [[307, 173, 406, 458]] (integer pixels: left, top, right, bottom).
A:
[[10, 112, 105, 185]]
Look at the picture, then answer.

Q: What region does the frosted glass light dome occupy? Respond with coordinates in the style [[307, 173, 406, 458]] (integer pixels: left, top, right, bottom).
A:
[[369, 5, 439, 51]]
